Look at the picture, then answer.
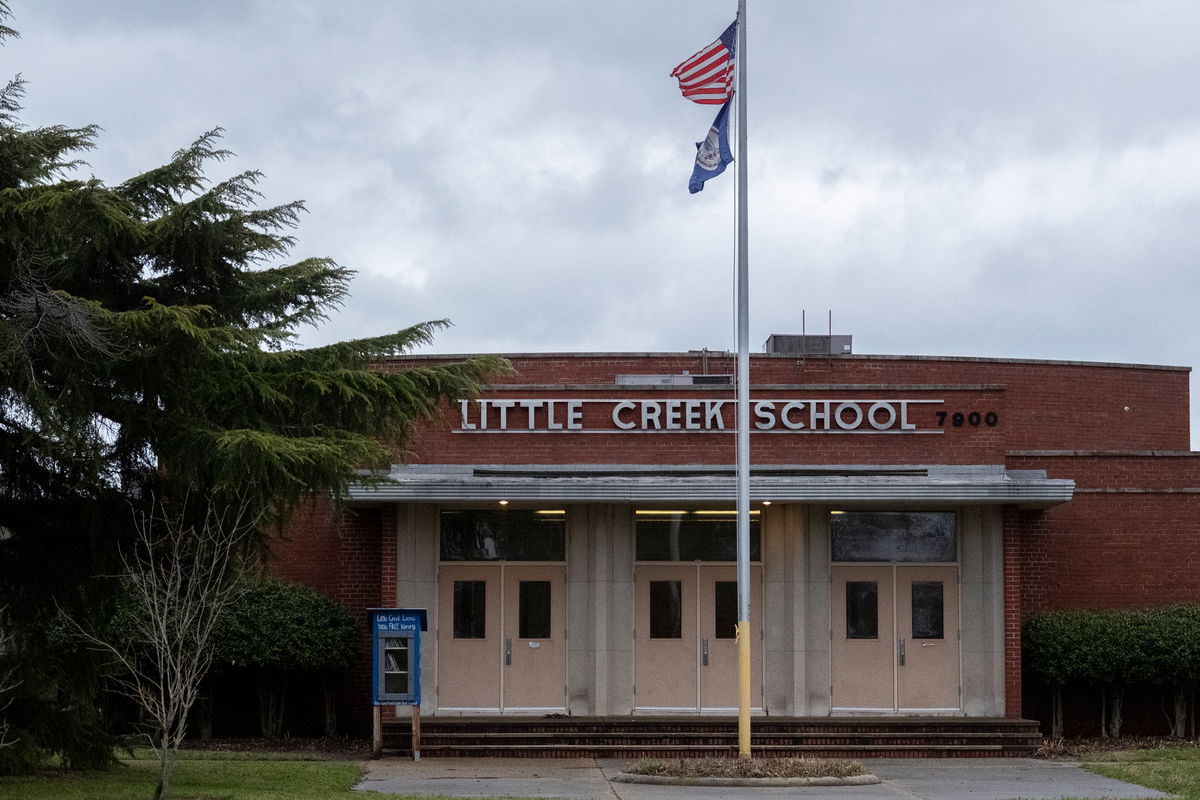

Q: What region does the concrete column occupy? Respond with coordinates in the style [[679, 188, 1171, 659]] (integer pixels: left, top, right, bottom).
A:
[[565, 504, 634, 715], [607, 506, 635, 714], [762, 503, 801, 715], [960, 506, 1006, 716], [566, 506, 596, 714], [802, 506, 831, 715], [394, 504, 439, 713]]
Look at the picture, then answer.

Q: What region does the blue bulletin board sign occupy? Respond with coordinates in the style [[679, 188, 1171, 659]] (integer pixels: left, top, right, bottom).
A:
[[370, 608, 427, 706]]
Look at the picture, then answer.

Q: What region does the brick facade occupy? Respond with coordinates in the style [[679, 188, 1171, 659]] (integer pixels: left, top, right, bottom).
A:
[[270, 351, 1197, 735]]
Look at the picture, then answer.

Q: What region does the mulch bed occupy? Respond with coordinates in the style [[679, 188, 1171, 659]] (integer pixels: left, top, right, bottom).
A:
[[625, 756, 866, 779], [1038, 736, 1200, 759]]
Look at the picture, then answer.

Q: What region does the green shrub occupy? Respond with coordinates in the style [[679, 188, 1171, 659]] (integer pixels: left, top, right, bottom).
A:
[[210, 577, 358, 737]]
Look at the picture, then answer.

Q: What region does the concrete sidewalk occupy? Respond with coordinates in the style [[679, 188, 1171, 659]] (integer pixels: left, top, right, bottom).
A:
[[356, 756, 1169, 799]]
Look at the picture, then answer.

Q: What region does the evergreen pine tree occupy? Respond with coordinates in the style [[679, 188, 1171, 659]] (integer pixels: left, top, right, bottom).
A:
[[0, 2, 503, 768]]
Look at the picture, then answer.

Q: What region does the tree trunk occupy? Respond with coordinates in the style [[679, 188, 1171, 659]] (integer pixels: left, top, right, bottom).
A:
[[196, 687, 213, 741], [1100, 688, 1108, 738], [1107, 685, 1124, 739], [257, 673, 289, 739], [1051, 685, 1064, 739], [1190, 680, 1196, 739], [323, 677, 337, 738], [153, 733, 175, 800], [1171, 682, 1188, 739]]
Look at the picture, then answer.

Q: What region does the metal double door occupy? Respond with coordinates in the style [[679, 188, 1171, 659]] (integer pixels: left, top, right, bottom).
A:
[[831, 564, 961, 713], [634, 564, 763, 712], [437, 563, 566, 713]]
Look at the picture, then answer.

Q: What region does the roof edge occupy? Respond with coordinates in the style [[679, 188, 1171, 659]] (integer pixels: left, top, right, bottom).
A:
[[391, 351, 1191, 373]]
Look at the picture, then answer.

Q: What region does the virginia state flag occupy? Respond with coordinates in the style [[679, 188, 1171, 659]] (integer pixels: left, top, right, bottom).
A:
[[689, 100, 733, 194]]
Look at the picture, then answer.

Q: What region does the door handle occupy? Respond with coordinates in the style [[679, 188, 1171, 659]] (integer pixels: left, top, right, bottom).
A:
[[702, 637, 709, 666], [898, 638, 906, 666], [505, 637, 512, 666]]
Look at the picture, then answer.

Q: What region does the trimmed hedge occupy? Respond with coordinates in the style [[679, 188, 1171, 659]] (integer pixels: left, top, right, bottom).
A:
[[1023, 605, 1200, 738]]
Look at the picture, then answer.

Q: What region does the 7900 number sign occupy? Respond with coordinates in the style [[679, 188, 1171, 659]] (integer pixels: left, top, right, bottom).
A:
[[936, 411, 999, 428]]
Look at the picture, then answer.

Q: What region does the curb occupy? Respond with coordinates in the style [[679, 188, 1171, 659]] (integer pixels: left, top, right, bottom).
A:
[[612, 772, 881, 787]]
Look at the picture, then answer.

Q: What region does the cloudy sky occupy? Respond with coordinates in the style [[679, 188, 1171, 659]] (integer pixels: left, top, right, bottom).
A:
[[9, 1, 1200, 447]]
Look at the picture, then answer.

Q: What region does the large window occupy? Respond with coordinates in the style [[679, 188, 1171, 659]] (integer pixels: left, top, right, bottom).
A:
[[635, 510, 761, 562], [830, 511, 956, 562], [440, 510, 566, 561]]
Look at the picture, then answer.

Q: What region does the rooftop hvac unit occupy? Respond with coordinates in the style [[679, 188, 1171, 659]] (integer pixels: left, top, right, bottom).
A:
[[762, 334, 853, 355]]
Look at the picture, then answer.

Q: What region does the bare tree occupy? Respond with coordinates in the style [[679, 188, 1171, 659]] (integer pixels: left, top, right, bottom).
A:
[[72, 497, 254, 800]]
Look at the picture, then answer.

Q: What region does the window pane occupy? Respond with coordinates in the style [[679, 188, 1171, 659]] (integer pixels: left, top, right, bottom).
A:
[[714, 581, 737, 639], [649, 581, 682, 639], [912, 581, 945, 639], [831, 512, 956, 562], [440, 510, 566, 561], [519, 581, 552, 639], [383, 639, 409, 694], [846, 581, 878, 639], [453, 580, 486, 639], [636, 513, 760, 561]]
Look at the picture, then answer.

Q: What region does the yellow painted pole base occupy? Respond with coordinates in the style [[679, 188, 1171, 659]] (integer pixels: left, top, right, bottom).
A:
[[737, 619, 751, 758]]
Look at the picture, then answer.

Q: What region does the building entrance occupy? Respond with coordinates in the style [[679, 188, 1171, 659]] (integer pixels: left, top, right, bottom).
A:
[[828, 510, 961, 714], [435, 509, 568, 714], [633, 563, 763, 712], [831, 563, 961, 712], [437, 563, 567, 713], [631, 509, 763, 713]]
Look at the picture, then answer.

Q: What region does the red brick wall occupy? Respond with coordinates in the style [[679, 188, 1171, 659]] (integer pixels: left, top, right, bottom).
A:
[[267, 499, 394, 736], [1009, 452, 1200, 735], [1008, 453, 1200, 615], [389, 353, 1190, 466], [266, 496, 343, 597], [1002, 507, 1025, 718]]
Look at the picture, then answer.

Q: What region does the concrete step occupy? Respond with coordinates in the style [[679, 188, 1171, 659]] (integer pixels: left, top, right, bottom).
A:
[[380, 716, 1041, 758]]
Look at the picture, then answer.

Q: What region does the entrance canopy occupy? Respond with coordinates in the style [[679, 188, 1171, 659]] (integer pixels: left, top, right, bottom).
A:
[[347, 464, 1073, 508]]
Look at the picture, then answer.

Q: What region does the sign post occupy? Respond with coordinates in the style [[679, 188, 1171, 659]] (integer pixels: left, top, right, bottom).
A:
[[370, 608, 427, 760]]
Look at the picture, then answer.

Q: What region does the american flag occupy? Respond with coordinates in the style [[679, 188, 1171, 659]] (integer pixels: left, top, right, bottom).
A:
[[671, 21, 737, 105]]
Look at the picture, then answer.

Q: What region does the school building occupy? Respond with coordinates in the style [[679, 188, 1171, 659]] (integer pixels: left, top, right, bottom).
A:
[[270, 337, 1200, 748]]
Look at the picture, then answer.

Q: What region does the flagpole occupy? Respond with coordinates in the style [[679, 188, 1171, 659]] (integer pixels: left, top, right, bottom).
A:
[[734, 0, 752, 760]]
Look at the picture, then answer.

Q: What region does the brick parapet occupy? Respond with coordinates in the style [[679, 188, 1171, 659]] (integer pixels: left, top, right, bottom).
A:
[[388, 352, 1190, 465]]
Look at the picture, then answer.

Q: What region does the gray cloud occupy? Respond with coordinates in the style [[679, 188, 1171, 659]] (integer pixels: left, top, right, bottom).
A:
[[9, 0, 1200, 446]]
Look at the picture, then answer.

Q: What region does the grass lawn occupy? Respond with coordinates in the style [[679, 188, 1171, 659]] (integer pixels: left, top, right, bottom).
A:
[[0, 749, 412, 800], [1081, 745, 1200, 800]]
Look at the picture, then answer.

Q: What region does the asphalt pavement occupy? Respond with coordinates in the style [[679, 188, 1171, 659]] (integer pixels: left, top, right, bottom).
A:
[[356, 756, 1170, 799]]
